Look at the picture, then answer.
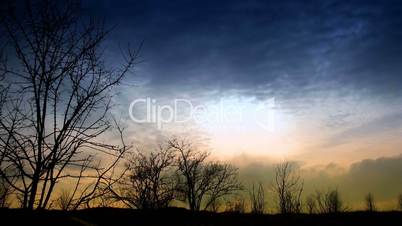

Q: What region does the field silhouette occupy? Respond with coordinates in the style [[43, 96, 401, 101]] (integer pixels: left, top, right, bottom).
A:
[[2, 207, 402, 226]]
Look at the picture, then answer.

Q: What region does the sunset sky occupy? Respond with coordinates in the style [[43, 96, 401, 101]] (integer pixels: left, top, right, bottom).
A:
[[82, 0, 402, 208]]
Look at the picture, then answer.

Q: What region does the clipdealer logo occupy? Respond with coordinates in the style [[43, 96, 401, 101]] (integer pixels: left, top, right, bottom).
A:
[[129, 97, 276, 132]]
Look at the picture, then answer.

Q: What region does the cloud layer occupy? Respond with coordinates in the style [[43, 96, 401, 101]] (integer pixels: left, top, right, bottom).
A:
[[237, 154, 402, 210]]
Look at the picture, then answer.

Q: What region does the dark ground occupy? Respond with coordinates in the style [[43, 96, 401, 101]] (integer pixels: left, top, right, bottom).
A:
[[1, 207, 402, 226]]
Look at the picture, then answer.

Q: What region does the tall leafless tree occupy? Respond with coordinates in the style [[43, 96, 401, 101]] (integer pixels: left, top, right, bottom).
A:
[[0, 0, 136, 209], [112, 146, 177, 209], [365, 192, 376, 212], [169, 138, 241, 211], [273, 162, 303, 214], [249, 182, 265, 214], [0, 59, 12, 208]]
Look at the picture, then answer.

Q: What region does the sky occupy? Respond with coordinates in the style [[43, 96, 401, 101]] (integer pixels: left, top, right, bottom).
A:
[[80, 0, 402, 208]]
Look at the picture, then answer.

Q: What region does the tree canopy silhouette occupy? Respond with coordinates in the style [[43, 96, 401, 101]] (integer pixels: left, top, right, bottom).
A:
[[169, 138, 242, 211], [113, 146, 177, 209], [0, 0, 136, 209], [273, 162, 303, 214]]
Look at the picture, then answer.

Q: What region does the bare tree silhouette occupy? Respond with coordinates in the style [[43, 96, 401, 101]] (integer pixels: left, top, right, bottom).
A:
[[0, 0, 136, 209], [315, 189, 347, 214], [112, 146, 177, 209], [305, 194, 317, 214], [169, 138, 241, 211], [249, 182, 265, 214], [0, 67, 13, 208], [273, 162, 303, 214], [365, 192, 376, 212]]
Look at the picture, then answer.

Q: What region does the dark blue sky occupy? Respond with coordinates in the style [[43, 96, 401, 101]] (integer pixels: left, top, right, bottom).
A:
[[84, 0, 402, 102]]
